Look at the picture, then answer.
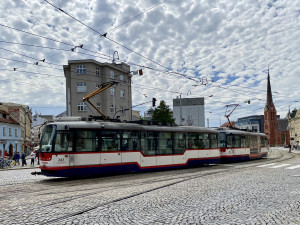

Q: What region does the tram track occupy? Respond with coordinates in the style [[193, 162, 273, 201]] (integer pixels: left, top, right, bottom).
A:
[[41, 149, 297, 224]]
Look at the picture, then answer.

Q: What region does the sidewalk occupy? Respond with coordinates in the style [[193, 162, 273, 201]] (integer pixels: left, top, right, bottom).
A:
[[271, 146, 300, 154], [6, 157, 40, 170]]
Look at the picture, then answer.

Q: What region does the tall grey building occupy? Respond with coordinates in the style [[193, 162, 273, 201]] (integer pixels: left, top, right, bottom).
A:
[[173, 97, 205, 127], [63, 59, 132, 121]]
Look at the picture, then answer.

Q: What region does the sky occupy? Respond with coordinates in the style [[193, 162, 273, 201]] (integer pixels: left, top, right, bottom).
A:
[[0, 0, 299, 127]]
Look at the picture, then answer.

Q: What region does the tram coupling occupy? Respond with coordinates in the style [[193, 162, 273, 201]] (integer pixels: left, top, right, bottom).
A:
[[31, 171, 42, 176]]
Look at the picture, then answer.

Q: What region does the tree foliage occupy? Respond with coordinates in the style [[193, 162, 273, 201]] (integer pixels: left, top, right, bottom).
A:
[[152, 100, 175, 124]]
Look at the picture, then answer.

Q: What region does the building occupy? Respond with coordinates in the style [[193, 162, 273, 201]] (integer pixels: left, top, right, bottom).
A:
[[264, 71, 289, 146], [63, 59, 132, 121], [0, 103, 32, 154], [173, 97, 205, 127], [0, 109, 21, 157], [289, 108, 300, 149], [235, 115, 264, 133]]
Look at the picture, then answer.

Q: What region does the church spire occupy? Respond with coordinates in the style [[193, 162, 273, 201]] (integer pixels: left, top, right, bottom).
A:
[[266, 67, 274, 109]]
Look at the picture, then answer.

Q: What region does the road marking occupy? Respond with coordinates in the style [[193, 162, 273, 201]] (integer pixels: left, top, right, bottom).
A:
[[269, 164, 290, 168], [257, 163, 277, 167], [286, 165, 300, 170]]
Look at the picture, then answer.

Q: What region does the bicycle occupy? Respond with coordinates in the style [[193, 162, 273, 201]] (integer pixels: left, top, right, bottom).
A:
[[0, 158, 15, 169]]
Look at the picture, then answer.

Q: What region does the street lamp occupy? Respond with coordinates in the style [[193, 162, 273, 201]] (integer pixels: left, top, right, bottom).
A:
[[113, 108, 129, 120]]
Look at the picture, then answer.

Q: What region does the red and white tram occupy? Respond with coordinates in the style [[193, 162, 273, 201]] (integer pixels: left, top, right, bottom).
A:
[[218, 128, 269, 162], [39, 120, 220, 177]]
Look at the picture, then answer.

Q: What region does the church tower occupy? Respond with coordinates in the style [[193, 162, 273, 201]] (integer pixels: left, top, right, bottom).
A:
[[264, 69, 277, 146]]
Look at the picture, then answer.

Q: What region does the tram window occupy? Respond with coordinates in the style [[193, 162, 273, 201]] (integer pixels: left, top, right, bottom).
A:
[[218, 132, 226, 148], [250, 136, 258, 151], [173, 133, 186, 154], [157, 132, 172, 155], [201, 133, 210, 149], [141, 131, 157, 155], [54, 131, 73, 152], [187, 133, 208, 149], [241, 136, 246, 147], [100, 130, 120, 151], [209, 134, 218, 148], [233, 135, 241, 148], [76, 130, 98, 152], [121, 131, 140, 151], [227, 135, 233, 148], [245, 136, 250, 148]]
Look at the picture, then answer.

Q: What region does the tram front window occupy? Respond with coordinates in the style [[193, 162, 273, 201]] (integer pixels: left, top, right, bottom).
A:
[[40, 125, 56, 152]]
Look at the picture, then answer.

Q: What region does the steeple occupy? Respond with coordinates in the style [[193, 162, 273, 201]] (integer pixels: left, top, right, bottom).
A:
[[265, 67, 274, 110]]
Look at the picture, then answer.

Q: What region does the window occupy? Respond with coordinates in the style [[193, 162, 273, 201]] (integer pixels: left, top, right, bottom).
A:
[[219, 132, 226, 148], [77, 83, 87, 92], [209, 133, 218, 148], [110, 104, 114, 113], [141, 131, 158, 155], [54, 131, 73, 152], [9, 128, 12, 136], [15, 129, 18, 137], [97, 103, 101, 111], [100, 130, 120, 151], [173, 133, 186, 154], [75, 130, 98, 152], [120, 89, 125, 98], [76, 65, 86, 74], [157, 132, 173, 155], [120, 74, 124, 81], [3, 127, 6, 136], [110, 87, 115, 96], [233, 135, 241, 148], [77, 102, 87, 111], [109, 70, 115, 79], [96, 67, 100, 76], [121, 131, 140, 151], [187, 133, 209, 149]]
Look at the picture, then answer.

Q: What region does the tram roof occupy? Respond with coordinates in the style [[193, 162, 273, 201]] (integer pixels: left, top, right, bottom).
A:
[[47, 120, 218, 134], [218, 128, 267, 137]]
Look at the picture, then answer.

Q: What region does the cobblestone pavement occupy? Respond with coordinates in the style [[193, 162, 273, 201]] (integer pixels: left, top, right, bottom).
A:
[[1, 149, 299, 225]]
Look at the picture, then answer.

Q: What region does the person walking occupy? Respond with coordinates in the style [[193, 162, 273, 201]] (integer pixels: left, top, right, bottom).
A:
[[21, 152, 27, 166], [15, 152, 20, 166], [30, 151, 36, 166]]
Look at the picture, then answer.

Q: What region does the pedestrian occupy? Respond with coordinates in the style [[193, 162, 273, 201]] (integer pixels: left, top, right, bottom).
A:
[[15, 152, 20, 166], [21, 152, 27, 166], [4, 150, 9, 159], [30, 150, 36, 166], [288, 144, 292, 153]]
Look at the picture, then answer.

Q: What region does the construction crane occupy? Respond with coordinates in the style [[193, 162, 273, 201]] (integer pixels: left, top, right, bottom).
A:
[[83, 81, 118, 120]]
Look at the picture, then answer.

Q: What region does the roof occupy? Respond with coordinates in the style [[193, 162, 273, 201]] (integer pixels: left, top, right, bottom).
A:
[[0, 110, 19, 125], [276, 118, 289, 132]]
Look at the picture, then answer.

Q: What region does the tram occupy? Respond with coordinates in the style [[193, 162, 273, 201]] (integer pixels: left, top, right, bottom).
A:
[[38, 119, 220, 177], [218, 128, 269, 162]]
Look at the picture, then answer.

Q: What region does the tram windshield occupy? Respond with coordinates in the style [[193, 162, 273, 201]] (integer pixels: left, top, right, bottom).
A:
[[40, 125, 56, 152]]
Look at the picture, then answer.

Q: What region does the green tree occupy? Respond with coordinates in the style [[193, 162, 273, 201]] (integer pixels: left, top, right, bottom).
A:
[[152, 100, 175, 124]]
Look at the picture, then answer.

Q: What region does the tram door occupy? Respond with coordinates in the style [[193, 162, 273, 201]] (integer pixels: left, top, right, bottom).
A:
[[257, 136, 261, 154]]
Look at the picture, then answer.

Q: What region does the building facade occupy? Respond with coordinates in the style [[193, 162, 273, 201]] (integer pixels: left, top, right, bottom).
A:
[[0, 110, 21, 157], [63, 59, 132, 121], [235, 115, 264, 133], [0, 103, 32, 154], [173, 97, 205, 127], [289, 108, 300, 149]]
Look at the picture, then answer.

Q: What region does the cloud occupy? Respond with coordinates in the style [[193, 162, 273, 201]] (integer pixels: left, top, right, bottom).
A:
[[0, 0, 299, 125]]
